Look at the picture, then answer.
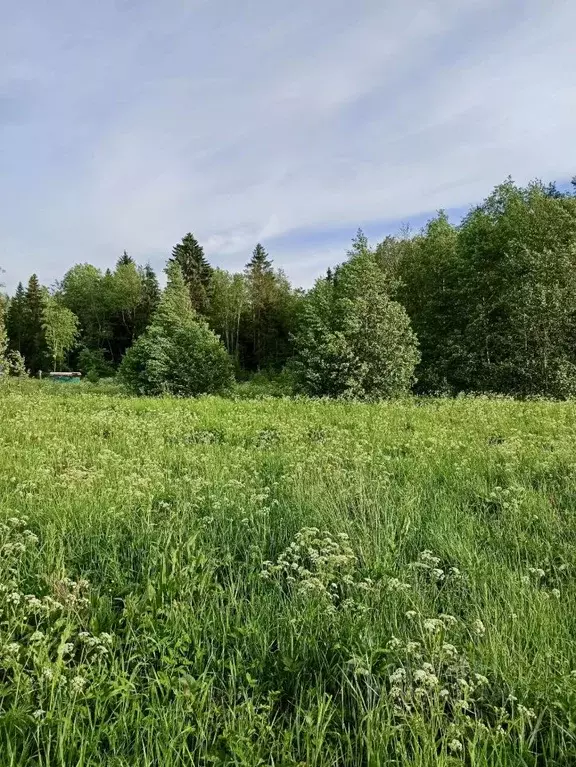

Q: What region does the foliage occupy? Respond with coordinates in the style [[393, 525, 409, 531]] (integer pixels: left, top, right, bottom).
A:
[[168, 232, 212, 314], [0, 388, 576, 764], [4, 177, 576, 397], [0, 291, 7, 376], [5, 281, 27, 356], [20, 275, 49, 375], [242, 244, 300, 371], [60, 260, 160, 369], [294, 232, 419, 399], [392, 212, 459, 393], [119, 262, 234, 396], [76, 347, 114, 381], [135, 264, 161, 337], [207, 268, 248, 363], [42, 295, 79, 371], [6, 350, 28, 377], [450, 181, 576, 396]]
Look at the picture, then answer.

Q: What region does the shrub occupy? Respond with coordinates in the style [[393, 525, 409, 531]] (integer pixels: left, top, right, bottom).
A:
[[293, 235, 419, 400], [119, 263, 234, 397], [6, 350, 28, 377]]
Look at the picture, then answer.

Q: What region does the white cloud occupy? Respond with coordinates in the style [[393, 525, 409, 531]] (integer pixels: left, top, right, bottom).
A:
[[1, 0, 575, 291]]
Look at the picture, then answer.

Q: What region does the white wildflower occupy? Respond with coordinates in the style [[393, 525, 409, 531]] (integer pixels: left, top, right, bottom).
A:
[[70, 675, 87, 693], [472, 619, 486, 636], [7, 592, 21, 605], [423, 618, 444, 634], [386, 636, 402, 651], [387, 578, 411, 592], [431, 568, 445, 582], [389, 668, 406, 685]]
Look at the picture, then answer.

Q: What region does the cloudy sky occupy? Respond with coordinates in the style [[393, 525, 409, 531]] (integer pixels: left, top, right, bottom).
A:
[[1, 0, 575, 292]]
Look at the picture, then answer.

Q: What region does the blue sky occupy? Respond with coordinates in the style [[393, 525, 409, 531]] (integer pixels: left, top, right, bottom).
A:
[[1, 0, 575, 293]]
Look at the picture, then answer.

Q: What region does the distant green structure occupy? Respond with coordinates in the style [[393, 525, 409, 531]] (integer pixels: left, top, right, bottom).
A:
[[48, 372, 82, 384]]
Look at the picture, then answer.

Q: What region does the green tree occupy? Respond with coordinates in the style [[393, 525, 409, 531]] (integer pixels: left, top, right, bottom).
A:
[[119, 262, 233, 396], [6, 350, 27, 377], [208, 269, 248, 362], [60, 264, 113, 358], [5, 282, 27, 355], [117, 250, 135, 267], [0, 278, 7, 376], [42, 295, 79, 371], [293, 233, 419, 399], [168, 233, 212, 314], [450, 180, 576, 395], [22, 275, 49, 374], [135, 264, 161, 337], [392, 212, 459, 392], [243, 244, 300, 371], [108, 258, 144, 364]]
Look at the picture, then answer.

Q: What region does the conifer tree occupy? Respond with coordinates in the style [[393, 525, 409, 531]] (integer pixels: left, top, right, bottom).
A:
[[22, 275, 49, 374], [243, 244, 299, 371], [168, 233, 212, 314], [6, 281, 26, 354], [0, 294, 7, 375], [135, 264, 161, 337], [117, 250, 135, 267]]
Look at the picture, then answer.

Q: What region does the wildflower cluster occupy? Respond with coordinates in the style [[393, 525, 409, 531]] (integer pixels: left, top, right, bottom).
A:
[[383, 617, 535, 756], [261, 527, 373, 610], [521, 561, 569, 598], [476, 485, 526, 517], [410, 549, 464, 586], [0, 520, 114, 716]]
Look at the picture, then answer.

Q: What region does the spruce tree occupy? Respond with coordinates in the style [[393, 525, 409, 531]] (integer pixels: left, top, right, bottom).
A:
[[6, 281, 26, 354], [117, 250, 135, 267], [0, 294, 7, 375], [247, 243, 273, 275], [169, 233, 212, 314], [22, 275, 48, 374], [244, 244, 275, 369], [135, 264, 161, 337], [243, 244, 297, 371]]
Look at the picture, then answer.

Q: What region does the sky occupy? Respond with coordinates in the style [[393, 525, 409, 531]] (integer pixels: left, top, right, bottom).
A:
[[1, 0, 575, 293]]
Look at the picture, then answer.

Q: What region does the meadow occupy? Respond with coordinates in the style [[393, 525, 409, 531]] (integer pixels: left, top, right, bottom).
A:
[[0, 383, 575, 766]]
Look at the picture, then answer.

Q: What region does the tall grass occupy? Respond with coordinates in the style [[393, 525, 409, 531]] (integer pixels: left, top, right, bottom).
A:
[[0, 383, 575, 765]]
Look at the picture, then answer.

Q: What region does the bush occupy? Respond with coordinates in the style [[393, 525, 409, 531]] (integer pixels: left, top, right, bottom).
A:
[[119, 263, 234, 397], [77, 347, 115, 379], [293, 236, 419, 400], [6, 350, 28, 377]]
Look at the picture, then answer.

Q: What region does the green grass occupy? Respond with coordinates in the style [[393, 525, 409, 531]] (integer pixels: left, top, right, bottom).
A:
[[1, 382, 576, 765]]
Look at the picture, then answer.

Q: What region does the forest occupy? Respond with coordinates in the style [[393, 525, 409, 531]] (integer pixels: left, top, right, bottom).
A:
[[2, 176, 576, 399]]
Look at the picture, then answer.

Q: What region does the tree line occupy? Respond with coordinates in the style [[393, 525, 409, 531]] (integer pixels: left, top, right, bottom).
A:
[[1, 176, 576, 399]]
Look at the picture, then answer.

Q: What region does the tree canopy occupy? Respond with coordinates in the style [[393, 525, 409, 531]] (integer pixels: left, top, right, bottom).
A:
[[5, 176, 576, 398]]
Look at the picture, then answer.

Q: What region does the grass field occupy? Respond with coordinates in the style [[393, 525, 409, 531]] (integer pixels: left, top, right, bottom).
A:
[[1, 383, 575, 766]]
